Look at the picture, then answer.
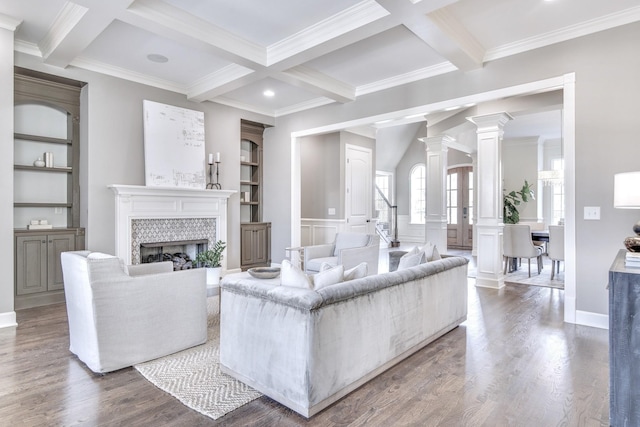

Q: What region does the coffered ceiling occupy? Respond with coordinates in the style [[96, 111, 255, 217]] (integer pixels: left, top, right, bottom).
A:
[[2, 0, 639, 119]]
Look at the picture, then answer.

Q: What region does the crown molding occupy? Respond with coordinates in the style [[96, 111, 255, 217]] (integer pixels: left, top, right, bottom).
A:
[[187, 64, 255, 101], [356, 62, 457, 96], [212, 96, 276, 117], [280, 65, 355, 103], [0, 13, 22, 31], [267, 0, 389, 66], [274, 97, 334, 117], [212, 95, 334, 118], [14, 40, 42, 57], [70, 57, 187, 94], [485, 5, 640, 62], [39, 2, 88, 61]]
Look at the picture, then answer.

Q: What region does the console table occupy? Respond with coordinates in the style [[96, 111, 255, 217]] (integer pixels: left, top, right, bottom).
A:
[[609, 249, 640, 426]]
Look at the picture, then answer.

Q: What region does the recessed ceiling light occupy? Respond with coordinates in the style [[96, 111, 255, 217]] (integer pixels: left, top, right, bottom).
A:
[[263, 89, 275, 97], [147, 53, 168, 63]]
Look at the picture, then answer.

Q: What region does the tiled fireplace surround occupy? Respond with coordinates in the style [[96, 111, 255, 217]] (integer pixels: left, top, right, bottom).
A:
[[109, 185, 235, 269]]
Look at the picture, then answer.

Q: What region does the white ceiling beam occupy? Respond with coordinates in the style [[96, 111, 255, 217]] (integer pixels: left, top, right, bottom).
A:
[[278, 66, 355, 103], [41, 0, 135, 68], [124, 0, 266, 67], [186, 65, 259, 102], [266, 0, 389, 66], [375, 0, 483, 72], [423, 8, 485, 71]]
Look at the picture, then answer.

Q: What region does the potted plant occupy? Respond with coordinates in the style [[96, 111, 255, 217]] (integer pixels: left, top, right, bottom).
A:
[[503, 180, 535, 224], [195, 240, 226, 285]]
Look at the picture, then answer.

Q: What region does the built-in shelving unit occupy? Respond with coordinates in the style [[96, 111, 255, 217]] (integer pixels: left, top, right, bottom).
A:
[[13, 67, 86, 309], [240, 120, 271, 269]]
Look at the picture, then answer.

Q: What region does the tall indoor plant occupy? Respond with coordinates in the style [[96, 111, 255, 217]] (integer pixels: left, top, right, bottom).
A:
[[195, 240, 226, 285], [503, 180, 535, 224]]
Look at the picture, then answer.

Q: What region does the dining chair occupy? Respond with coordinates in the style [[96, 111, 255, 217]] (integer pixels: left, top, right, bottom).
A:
[[503, 224, 544, 277], [547, 225, 564, 280]]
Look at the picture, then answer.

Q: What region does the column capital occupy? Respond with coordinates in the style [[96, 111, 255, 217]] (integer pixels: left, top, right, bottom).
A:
[[0, 15, 22, 31], [466, 112, 513, 132]]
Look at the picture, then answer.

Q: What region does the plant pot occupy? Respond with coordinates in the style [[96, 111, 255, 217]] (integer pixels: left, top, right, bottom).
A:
[[206, 267, 222, 286]]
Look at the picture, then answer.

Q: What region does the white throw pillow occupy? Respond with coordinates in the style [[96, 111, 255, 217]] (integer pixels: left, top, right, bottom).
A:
[[313, 264, 344, 290], [281, 259, 313, 289], [419, 242, 441, 262], [344, 262, 368, 281], [397, 251, 424, 270]]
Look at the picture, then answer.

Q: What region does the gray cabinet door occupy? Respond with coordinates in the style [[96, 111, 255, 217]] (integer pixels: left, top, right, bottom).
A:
[[16, 235, 47, 295], [240, 223, 271, 269], [47, 233, 75, 291]]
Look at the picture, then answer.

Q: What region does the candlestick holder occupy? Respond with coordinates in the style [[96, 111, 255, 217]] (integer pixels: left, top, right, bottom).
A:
[[207, 161, 221, 189]]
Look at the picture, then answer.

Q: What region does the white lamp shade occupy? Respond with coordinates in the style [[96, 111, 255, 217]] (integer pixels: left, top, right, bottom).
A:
[[614, 172, 640, 208]]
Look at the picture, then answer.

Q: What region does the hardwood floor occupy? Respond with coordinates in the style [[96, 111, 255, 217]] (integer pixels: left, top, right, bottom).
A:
[[0, 281, 609, 426]]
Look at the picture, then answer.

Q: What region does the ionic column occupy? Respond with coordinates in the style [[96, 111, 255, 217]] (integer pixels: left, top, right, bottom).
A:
[[467, 112, 513, 289]]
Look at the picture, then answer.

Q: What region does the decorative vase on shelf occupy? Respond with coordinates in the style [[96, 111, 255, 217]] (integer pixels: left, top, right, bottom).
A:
[[33, 158, 45, 167]]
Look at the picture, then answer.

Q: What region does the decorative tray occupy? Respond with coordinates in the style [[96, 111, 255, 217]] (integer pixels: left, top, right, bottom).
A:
[[248, 267, 281, 279]]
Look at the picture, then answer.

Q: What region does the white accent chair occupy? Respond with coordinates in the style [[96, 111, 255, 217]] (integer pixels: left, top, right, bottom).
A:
[[61, 251, 207, 373], [547, 225, 564, 280], [520, 221, 547, 253], [304, 232, 380, 275], [503, 224, 544, 277]]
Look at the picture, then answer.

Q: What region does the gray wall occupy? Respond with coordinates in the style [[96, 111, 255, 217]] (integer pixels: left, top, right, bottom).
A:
[[0, 27, 15, 321], [3, 22, 640, 322], [395, 138, 426, 216], [11, 53, 273, 274], [300, 131, 375, 220], [264, 21, 640, 318], [300, 133, 341, 218], [503, 139, 539, 222]]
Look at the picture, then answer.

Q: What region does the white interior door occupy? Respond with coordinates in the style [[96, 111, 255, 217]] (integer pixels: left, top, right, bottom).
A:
[[345, 144, 373, 234]]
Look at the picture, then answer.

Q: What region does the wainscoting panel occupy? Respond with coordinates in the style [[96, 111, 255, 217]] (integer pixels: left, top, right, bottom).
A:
[[300, 219, 346, 246], [397, 215, 425, 244]]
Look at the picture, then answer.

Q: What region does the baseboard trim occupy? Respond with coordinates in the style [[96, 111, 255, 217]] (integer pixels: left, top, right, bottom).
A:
[[575, 310, 608, 330], [0, 311, 17, 329]]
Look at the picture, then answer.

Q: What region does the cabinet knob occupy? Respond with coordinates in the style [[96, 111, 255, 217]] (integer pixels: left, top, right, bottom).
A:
[[42, 240, 46, 244]]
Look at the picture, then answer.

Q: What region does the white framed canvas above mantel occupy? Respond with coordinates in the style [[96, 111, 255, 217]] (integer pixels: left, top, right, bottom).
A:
[[142, 100, 206, 189]]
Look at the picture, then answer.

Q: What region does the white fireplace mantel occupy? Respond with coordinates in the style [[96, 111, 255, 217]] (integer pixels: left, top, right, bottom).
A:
[[108, 185, 235, 265]]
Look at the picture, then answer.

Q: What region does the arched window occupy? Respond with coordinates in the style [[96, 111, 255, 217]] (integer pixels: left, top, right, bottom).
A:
[[410, 164, 426, 224]]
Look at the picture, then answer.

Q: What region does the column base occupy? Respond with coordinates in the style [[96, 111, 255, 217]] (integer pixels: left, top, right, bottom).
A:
[[475, 275, 505, 289]]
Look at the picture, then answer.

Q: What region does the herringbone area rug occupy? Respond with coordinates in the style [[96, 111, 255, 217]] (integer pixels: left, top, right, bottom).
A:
[[134, 297, 262, 420]]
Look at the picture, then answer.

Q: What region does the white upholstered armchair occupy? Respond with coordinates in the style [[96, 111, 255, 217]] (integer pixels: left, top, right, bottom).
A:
[[304, 232, 380, 275], [61, 251, 207, 373]]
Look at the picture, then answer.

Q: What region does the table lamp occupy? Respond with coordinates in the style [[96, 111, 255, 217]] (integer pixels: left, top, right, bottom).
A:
[[614, 171, 640, 252]]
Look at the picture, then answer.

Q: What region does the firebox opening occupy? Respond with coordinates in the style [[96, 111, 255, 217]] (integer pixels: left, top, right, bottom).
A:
[[140, 239, 209, 270]]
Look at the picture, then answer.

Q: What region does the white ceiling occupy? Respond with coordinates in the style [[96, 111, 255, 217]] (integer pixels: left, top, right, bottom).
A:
[[2, 0, 638, 167], [1, 0, 639, 120]]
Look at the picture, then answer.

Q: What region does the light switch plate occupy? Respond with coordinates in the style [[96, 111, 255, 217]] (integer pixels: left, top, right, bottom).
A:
[[328, 208, 336, 215], [584, 206, 600, 220]]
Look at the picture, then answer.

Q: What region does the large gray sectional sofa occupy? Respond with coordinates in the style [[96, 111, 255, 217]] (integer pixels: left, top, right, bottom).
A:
[[219, 255, 469, 418]]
